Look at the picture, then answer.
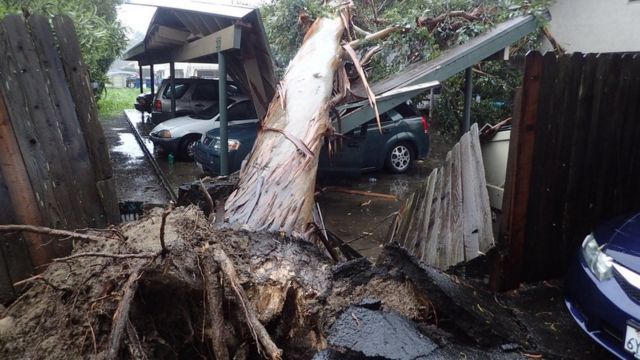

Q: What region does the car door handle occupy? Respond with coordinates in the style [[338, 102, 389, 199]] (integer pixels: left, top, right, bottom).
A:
[[382, 128, 391, 134], [347, 142, 359, 148], [194, 104, 204, 107]]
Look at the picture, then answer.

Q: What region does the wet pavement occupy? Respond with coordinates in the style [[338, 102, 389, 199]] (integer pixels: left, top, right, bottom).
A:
[[102, 115, 171, 205], [124, 109, 203, 191], [115, 109, 453, 258]]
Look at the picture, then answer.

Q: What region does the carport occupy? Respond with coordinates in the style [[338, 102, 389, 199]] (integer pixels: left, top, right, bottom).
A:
[[122, 2, 276, 175]]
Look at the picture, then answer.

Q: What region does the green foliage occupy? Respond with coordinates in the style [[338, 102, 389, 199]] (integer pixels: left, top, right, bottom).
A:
[[97, 87, 139, 119], [0, 0, 127, 100], [260, 0, 553, 137], [261, 0, 331, 75]]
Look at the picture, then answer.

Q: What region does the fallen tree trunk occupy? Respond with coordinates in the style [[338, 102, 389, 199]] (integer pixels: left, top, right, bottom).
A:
[[224, 16, 345, 237]]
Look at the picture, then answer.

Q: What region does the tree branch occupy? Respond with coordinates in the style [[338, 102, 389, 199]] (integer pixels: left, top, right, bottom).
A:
[[349, 25, 401, 50], [416, 8, 483, 31], [53, 252, 157, 263], [0, 224, 113, 242]]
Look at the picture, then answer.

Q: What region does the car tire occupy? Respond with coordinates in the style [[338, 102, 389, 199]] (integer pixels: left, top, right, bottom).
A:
[[386, 142, 414, 173], [179, 136, 199, 160]]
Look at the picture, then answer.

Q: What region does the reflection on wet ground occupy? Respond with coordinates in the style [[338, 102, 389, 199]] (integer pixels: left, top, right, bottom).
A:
[[102, 114, 171, 205], [115, 109, 450, 259], [124, 110, 203, 192], [317, 161, 435, 259]]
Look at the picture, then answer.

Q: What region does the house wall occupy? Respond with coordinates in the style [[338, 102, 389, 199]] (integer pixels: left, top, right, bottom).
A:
[[546, 0, 640, 53]]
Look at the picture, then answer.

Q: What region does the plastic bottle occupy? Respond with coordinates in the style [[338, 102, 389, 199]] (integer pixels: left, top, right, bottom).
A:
[[168, 153, 174, 165]]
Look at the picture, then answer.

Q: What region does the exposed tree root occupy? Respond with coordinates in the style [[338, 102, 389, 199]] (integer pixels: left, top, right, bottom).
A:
[[104, 265, 143, 359], [214, 247, 283, 360]]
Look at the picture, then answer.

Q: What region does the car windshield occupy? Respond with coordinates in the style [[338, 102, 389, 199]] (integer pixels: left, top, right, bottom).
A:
[[190, 103, 220, 120]]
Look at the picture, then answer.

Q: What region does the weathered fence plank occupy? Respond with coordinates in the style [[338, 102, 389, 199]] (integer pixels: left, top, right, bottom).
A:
[[494, 52, 542, 289], [0, 67, 55, 268], [53, 15, 120, 224], [1, 15, 83, 232], [390, 123, 494, 270], [28, 15, 106, 230], [0, 14, 120, 300], [0, 170, 30, 302]]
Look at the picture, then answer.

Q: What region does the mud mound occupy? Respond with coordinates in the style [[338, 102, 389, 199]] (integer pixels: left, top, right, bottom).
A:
[[0, 206, 439, 359]]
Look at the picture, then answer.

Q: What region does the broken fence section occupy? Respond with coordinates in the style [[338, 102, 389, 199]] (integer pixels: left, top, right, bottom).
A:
[[0, 14, 118, 302], [389, 123, 494, 269]]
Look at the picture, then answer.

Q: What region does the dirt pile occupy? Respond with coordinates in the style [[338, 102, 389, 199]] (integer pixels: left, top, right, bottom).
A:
[[0, 206, 439, 359]]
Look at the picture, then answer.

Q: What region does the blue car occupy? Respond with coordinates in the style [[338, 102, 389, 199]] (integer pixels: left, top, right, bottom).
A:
[[566, 213, 640, 359], [194, 103, 430, 175]]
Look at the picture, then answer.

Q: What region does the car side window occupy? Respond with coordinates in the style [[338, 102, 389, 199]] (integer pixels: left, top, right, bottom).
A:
[[192, 83, 219, 101], [226, 102, 257, 120], [366, 112, 393, 129], [162, 83, 189, 99]]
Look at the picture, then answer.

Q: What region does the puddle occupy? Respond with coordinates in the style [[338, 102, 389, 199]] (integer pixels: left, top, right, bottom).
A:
[[125, 110, 205, 193], [112, 133, 144, 165]]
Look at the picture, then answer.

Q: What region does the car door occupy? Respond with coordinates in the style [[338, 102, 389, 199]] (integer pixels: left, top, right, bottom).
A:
[[361, 111, 399, 169], [319, 124, 367, 172]]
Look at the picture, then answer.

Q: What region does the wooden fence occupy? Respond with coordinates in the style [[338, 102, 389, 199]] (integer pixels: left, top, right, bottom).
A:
[[494, 52, 640, 289], [0, 14, 119, 301], [389, 124, 494, 269]]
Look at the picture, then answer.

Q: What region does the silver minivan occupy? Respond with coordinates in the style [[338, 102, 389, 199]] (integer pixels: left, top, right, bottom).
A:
[[151, 78, 241, 124]]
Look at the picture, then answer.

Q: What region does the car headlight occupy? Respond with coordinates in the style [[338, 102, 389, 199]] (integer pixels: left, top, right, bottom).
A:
[[156, 130, 172, 138], [212, 137, 241, 151], [582, 234, 613, 281], [228, 139, 241, 151]]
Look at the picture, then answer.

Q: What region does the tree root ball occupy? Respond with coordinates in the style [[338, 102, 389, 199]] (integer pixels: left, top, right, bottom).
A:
[[0, 206, 435, 359]]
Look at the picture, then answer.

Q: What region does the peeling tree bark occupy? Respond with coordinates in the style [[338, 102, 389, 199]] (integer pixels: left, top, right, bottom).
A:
[[225, 17, 345, 237]]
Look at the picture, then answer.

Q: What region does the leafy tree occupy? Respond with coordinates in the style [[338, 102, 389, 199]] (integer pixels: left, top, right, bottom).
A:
[[0, 0, 127, 99], [261, 0, 552, 137]]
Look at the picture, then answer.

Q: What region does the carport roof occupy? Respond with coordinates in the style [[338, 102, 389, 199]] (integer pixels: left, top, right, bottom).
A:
[[122, 2, 276, 117]]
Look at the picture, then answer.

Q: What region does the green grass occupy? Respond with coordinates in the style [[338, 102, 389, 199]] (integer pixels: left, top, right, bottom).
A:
[[97, 87, 141, 119]]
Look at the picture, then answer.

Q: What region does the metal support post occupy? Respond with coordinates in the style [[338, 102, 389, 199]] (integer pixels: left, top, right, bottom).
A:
[[169, 61, 176, 117], [149, 64, 155, 94], [462, 67, 473, 134], [218, 52, 229, 175], [138, 63, 144, 94]]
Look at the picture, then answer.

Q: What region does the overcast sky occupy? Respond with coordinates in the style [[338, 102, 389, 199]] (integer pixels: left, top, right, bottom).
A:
[[117, 0, 262, 37], [117, 3, 156, 35]]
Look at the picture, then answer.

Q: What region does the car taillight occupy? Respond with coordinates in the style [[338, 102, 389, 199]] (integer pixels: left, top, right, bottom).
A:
[[421, 115, 429, 134], [154, 99, 162, 111]]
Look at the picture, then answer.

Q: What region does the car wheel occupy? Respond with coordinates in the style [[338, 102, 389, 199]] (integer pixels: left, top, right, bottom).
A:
[[180, 137, 198, 160], [386, 142, 414, 173]]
